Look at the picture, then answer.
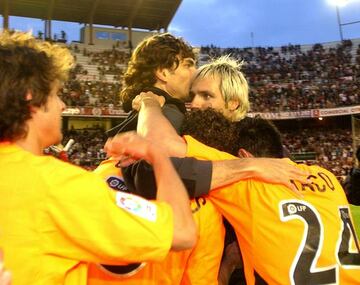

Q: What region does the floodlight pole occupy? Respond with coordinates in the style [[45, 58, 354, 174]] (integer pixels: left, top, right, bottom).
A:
[[2, 0, 9, 30], [336, 5, 344, 41]]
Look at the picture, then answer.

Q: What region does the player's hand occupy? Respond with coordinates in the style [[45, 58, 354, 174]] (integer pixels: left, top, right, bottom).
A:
[[249, 158, 310, 197], [132, 91, 165, 111], [104, 131, 164, 167], [0, 250, 11, 285]]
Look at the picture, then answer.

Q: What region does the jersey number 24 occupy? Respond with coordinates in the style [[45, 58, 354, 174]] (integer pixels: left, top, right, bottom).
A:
[[280, 201, 360, 284]]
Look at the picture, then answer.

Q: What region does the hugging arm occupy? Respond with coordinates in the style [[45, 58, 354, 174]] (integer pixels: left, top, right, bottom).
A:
[[132, 93, 308, 196]]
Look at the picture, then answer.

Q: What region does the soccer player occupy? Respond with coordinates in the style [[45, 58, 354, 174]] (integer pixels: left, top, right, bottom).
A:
[[133, 93, 360, 284], [0, 30, 197, 285], [190, 55, 249, 122], [88, 153, 225, 285], [107, 32, 215, 206], [184, 112, 360, 284], [107, 32, 196, 136]]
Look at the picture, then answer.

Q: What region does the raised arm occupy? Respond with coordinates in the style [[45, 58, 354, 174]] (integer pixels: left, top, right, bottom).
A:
[[105, 132, 197, 251], [135, 92, 187, 157]]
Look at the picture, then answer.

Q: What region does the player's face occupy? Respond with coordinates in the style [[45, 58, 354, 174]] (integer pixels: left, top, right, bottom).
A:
[[36, 81, 66, 147], [166, 57, 196, 101], [190, 75, 226, 112]]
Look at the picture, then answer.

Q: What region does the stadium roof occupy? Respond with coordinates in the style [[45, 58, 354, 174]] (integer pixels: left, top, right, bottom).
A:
[[0, 0, 182, 30]]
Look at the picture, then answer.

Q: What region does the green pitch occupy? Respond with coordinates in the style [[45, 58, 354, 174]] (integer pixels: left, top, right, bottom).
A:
[[350, 205, 360, 238]]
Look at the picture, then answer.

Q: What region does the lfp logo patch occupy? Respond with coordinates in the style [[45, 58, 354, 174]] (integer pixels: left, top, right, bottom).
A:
[[106, 176, 128, 192], [115, 192, 157, 222]]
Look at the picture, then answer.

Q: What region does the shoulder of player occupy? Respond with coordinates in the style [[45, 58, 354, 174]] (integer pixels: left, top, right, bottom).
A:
[[300, 163, 337, 179], [39, 156, 108, 191]]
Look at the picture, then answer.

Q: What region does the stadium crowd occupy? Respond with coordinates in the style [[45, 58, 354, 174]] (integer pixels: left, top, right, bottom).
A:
[[282, 128, 353, 182], [60, 40, 360, 113], [62, 128, 107, 169], [201, 40, 360, 112], [60, 80, 122, 107]]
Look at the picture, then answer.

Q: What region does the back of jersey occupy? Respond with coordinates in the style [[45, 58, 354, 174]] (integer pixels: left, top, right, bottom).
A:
[[210, 162, 360, 284]]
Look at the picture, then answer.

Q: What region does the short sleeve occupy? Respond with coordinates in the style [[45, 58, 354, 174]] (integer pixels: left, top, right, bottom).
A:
[[42, 162, 173, 264]]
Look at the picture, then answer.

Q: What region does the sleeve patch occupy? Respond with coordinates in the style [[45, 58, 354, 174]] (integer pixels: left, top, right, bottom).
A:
[[115, 192, 157, 222], [106, 176, 129, 192]]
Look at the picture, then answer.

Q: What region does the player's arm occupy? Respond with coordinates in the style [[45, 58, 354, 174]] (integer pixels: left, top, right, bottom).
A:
[[135, 92, 187, 157], [122, 157, 212, 199], [105, 132, 197, 251], [134, 93, 308, 194], [209, 158, 308, 194]]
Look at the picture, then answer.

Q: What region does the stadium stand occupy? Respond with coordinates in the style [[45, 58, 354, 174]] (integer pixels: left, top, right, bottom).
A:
[[200, 39, 360, 112]]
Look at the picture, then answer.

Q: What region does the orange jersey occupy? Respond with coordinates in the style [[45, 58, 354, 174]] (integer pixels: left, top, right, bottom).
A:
[[185, 135, 360, 285], [0, 143, 173, 285], [88, 158, 225, 285], [180, 197, 225, 285]]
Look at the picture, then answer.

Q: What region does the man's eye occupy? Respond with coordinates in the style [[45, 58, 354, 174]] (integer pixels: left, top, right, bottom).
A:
[[202, 94, 212, 100]]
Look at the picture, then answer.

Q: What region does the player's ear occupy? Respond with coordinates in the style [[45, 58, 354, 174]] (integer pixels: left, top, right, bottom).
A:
[[155, 67, 170, 83], [238, 148, 253, 158], [26, 90, 37, 113], [25, 90, 33, 101], [228, 100, 239, 111]]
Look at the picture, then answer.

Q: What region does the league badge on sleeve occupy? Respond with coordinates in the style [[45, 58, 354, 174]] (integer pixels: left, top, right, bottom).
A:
[[106, 176, 128, 192], [115, 192, 157, 222]]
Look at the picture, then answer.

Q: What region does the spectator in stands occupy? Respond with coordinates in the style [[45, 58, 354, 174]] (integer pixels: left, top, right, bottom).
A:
[[200, 40, 360, 112], [282, 128, 353, 179], [0, 30, 197, 285], [60, 30, 66, 41], [344, 145, 360, 205]]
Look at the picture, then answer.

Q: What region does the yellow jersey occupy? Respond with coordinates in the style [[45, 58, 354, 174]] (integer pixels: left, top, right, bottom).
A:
[[88, 158, 224, 285], [0, 143, 173, 285]]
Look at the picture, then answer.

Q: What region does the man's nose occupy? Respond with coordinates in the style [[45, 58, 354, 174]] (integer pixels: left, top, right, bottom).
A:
[[190, 96, 202, 109]]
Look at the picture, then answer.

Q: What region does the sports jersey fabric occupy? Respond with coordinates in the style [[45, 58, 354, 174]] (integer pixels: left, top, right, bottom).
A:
[[0, 143, 173, 285], [88, 158, 224, 285], [185, 135, 360, 285]]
